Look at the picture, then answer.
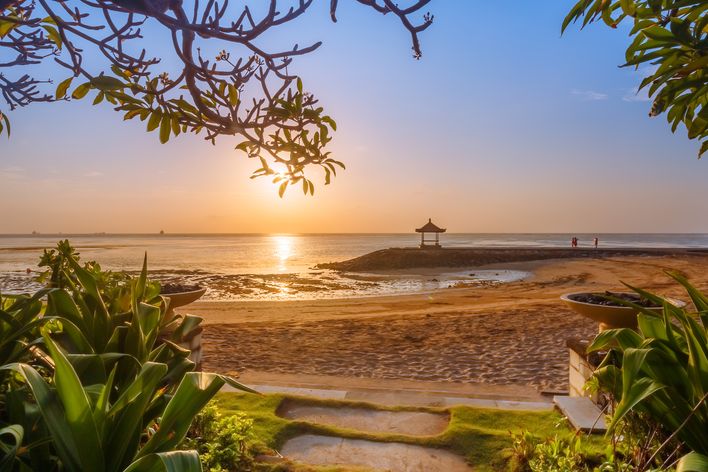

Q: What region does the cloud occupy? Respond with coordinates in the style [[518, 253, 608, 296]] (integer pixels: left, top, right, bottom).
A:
[[571, 89, 608, 101], [84, 171, 104, 178]]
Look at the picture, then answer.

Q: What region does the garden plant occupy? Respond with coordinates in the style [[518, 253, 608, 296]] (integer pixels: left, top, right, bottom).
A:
[[0, 240, 253, 471]]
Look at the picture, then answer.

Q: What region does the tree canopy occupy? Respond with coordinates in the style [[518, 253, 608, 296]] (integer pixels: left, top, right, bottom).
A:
[[564, 0, 708, 157], [0, 0, 432, 195]]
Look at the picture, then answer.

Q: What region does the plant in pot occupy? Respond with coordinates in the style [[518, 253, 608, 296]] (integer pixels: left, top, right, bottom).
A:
[[561, 290, 685, 331], [585, 273, 708, 471]]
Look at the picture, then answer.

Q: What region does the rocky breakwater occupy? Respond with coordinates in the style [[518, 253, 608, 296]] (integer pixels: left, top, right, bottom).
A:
[[315, 247, 707, 272]]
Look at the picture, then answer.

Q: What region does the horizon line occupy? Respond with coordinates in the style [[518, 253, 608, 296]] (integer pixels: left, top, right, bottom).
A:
[[3, 232, 708, 237]]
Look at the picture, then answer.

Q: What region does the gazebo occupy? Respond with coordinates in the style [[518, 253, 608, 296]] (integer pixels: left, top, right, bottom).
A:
[[415, 218, 446, 248]]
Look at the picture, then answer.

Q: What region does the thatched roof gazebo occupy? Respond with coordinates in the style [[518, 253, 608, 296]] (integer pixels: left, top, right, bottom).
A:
[[415, 218, 446, 248]]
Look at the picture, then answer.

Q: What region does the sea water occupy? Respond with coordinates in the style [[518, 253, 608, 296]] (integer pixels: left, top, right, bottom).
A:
[[1, 233, 706, 301]]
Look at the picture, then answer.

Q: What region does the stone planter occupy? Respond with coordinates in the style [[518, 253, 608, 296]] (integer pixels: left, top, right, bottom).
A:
[[560, 291, 684, 331]]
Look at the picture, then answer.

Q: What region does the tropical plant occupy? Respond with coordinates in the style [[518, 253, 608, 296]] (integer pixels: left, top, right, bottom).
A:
[[587, 272, 708, 471], [0, 240, 254, 471], [0, 289, 51, 366], [563, 0, 708, 157]]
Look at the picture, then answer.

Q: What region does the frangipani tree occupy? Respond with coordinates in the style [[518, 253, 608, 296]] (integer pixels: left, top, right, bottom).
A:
[[0, 0, 433, 195]]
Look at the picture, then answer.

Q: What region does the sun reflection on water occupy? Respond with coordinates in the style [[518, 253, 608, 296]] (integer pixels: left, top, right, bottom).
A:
[[272, 235, 293, 272]]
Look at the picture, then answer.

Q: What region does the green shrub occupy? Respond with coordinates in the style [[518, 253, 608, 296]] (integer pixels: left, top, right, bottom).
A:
[[182, 401, 255, 471], [509, 431, 600, 472], [0, 240, 254, 471], [528, 435, 586, 472], [508, 430, 538, 471], [588, 273, 708, 471]]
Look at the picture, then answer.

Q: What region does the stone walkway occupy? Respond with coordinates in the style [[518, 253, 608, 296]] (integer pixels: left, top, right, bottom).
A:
[[281, 435, 472, 472], [225, 372, 554, 411], [279, 399, 449, 436], [225, 374, 555, 471]]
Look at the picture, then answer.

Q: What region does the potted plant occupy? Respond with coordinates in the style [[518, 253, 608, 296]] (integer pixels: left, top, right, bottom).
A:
[[561, 291, 685, 331]]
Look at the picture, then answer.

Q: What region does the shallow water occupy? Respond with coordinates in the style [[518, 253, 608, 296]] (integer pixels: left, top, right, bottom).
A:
[[1, 233, 705, 301]]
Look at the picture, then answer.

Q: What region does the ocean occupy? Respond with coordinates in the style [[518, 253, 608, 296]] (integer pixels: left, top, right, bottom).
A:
[[1, 233, 707, 301]]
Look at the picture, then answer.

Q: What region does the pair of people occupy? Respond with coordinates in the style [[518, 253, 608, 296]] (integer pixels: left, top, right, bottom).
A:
[[571, 237, 599, 248]]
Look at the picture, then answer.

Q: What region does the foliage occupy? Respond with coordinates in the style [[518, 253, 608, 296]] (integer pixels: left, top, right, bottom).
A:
[[587, 272, 708, 471], [508, 430, 538, 471], [509, 431, 599, 472], [0, 240, 253, 471], [0, 1, 434, 194], [563, 0, 708, 157], [0, 289, 51, 367], [529, 435, 586, 472], [182, 401, 255, 472]]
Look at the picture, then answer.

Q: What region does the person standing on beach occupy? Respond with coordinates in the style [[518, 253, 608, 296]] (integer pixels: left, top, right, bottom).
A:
[[571, 237, 577, 248], [593, 237, 599, 249]]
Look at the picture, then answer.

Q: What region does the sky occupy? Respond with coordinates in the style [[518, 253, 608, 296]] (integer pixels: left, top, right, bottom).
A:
[[1, 1, 706, 234]]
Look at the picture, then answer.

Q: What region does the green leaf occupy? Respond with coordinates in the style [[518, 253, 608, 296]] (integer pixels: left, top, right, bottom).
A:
[[105, 362, 167, 472], [619, 0, 636, 16], [235, 141, 250, 153], [123, 451, 201, 472], [0, 19, 17, 38], [278, 181, 287, 198], [56, 77, 74, 99], [147, 111, 162, 132], [0, 424, 24, 470], [0, 111, 10, 138], [90, 76, 124, 91], [71, 83, 92, 100], [137, 373, 225, 456], [228, 84, 239, 107], [678, 452, 708, 472], [93, 92, 105, 106], [159, 116, 171, 144], [42, 25, 62, 49], [1, 363, 83, 471], [42, 331, 105, 472]]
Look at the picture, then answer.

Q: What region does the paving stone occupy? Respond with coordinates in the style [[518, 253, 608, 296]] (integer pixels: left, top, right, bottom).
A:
[[554, 395, 607, 433], [279, 400, 449, 436], [280, 434, 472, 471]]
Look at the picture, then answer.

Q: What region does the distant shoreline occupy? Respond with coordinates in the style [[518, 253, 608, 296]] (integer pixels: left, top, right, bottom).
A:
[[315, 247, 708, 272]]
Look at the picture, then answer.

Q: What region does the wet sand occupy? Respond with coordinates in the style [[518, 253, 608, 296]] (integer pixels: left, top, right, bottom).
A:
[[191, 253, 708, 392]]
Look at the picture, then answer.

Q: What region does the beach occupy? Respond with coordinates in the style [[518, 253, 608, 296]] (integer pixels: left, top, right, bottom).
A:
[[193, 251, 708, 392]]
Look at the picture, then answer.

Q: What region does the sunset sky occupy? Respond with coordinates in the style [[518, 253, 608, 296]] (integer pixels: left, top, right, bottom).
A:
[[1, 1, 706, 234]]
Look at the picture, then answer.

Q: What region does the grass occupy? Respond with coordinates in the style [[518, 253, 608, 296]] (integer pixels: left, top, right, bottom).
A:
[[214, 392, 609, 472]]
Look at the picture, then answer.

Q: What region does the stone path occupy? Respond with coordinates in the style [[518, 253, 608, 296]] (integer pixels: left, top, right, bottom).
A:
[[280, 435, 472, 472], [554, 396, 607, 433], [225, 375, 554, 471], [279, 399, 449, 436], [223, 372, 554, 411]]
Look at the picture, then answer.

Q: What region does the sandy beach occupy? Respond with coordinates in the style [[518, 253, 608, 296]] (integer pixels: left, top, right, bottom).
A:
[[191, 252, 708, 392]]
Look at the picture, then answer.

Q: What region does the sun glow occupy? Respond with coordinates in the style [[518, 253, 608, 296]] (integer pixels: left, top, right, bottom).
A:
[[272, 235, 293, 271]]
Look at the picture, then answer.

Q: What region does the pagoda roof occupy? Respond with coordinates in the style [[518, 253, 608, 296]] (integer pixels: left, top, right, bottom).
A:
[[415, 218, 446, 233]]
